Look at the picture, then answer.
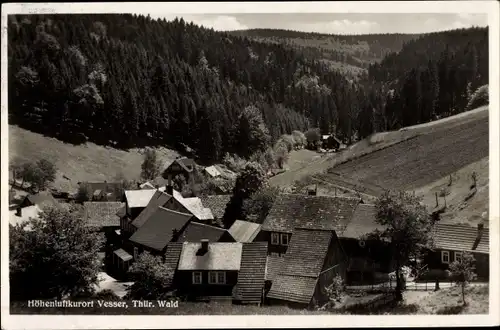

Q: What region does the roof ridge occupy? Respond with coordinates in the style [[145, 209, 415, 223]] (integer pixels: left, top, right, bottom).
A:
[[187, 221, 226, 230], [157, 206, 193, 217], [280, 193, 362, 201]]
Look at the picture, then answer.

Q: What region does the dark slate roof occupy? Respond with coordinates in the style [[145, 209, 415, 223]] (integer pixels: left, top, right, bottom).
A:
[[266, 229, 335, 305], [131, 190, 173, 228], [267, 275, 318, 304], [165, 157, 196, 174], [83, 202, 125, 227], [25, 192, 59, 209], [129, 207, 192, 252], [339, 204, 384, 239], [177, 222, 228, 243], [233, 242, 268, 304], [262, 194, 359, 233], [265, 256, 284, 281], [228, 220, 261, 243], [433, 223, 489, 254], [81, 182, 124, 201], [200, 195, 231, 219]]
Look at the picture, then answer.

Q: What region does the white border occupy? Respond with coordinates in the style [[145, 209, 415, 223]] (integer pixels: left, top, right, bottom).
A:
[[1, 2, 499, 329]]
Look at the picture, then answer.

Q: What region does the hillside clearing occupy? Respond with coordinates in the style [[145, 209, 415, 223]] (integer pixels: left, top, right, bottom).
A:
[[270, 106, 488, 189], [415, 157, 489, 225], [8, 125, 180, 193], [328, 111, 488, 191]]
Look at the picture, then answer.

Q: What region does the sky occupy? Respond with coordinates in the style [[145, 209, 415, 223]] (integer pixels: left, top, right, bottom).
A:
[[146, 13, 488, 35]]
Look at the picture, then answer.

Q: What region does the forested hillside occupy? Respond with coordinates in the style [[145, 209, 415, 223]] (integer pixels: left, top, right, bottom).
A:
[[8, 14, 488, 164], [229, 29, 421, 70], [8, 14, 368, 162], [368, 27, 488, 130]]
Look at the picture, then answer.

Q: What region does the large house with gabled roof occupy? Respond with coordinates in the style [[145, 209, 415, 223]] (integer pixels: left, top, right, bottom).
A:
[[164, 240, 268, 304], [259, 193, 393, 286]]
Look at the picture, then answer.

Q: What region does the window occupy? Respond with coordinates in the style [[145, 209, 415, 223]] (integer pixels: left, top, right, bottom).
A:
[[217, 271, 226, 284], [271, 233, 280, 245], [441, 251, 450, 264], [209, 271, 217, 284], [454, 252, 463, 263], [281, 233, 289, 246], [133, 247, 138, 260], [192, 271, 202, 284], [208, 271, 226, 284]]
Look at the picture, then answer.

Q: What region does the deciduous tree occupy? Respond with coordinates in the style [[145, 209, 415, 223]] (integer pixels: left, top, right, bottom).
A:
[[10, 205, 102, 300], [141, 148, 160, 181], [126, 252, 175, 300], [371, 190, 433, 301], [449, 251, 477, 306], [223, 162, 266, 228]]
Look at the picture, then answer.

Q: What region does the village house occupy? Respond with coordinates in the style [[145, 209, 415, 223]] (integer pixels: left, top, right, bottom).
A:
[[11, 192, 61, 227], [78, 181, 124, 202], [204, 165, 237, 180], [9, 204, 42, 227], [228, 220, 262, 243], [121, 188, 214, 238], [17, 191, 59, 210], [163, 156, 196, 184], [164, 240, 268, 304], [259, 193, 393, 285], [265, 228, 347, 308], [259, 194, 359, 256], [423, 222, 489, 280], [82, 201, 125, 269], [335, 204, 393, 284], [321, 134, 342, 150]]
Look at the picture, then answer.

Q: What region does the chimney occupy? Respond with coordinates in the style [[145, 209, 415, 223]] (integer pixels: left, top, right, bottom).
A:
[[472, 222, 485, 250], [166, 174, 173, 195], [201, 239, 209, 251], [16, 207, 22, 217]]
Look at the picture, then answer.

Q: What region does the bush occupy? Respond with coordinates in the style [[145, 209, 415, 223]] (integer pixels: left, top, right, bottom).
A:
[[274, 141, 290, 169], [292, 130, 307, 148], [223, 153, 248, 173], [305, 128, 321, 149], [277, 134, 295, 153], [466, 84, 488, 110]]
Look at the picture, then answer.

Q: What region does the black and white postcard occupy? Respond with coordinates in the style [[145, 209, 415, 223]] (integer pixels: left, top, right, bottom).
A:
[[1, 1, 499, 329]]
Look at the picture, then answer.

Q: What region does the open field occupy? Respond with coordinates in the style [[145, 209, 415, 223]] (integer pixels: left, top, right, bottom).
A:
[[8, 125, 180, 193], [399, 284, 489, 315], [416, 157, 489, 226], [328, 110, 488, 191], [270, 106, 488, 190]]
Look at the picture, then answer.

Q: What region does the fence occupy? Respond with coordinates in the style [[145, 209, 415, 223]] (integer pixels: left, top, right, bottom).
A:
[[346, 279, 456, 292]]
